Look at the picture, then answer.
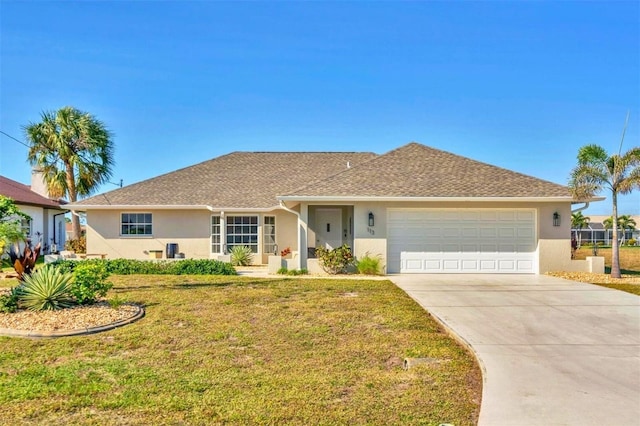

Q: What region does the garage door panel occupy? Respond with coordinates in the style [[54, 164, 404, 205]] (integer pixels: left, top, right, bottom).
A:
[[461, 260, 478, 271], [480, 260, 497, 271], [443, 260, 460, 270], [388, 208, 536, 274], [499, 211, 516, 221], [443, 228, 460, 237]]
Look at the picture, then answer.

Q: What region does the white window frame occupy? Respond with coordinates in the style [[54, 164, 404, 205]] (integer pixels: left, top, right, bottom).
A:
[[120, 213, 153, 237], [226, 215, 259, 253], [263, 216, 276, 255], [211, 215, 221, 253], [20, 218, 32, 237]]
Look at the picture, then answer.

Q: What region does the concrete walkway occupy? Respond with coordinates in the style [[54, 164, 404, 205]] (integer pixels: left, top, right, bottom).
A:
[[391, 274, 640, 426]]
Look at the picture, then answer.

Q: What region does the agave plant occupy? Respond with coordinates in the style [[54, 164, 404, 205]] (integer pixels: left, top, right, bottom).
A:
[[230, 246, 253, 266], [19, 266, 75, 311]]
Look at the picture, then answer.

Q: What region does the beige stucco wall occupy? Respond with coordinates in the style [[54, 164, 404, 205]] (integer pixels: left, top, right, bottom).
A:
[[261, 210, 298, 264], [86, 209, 212, 259], [86, 208, 299, 263]]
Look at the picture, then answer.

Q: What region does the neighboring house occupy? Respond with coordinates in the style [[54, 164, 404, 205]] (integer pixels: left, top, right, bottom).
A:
[[0, 172, 67, 253], [574, 215, 640, 245], [65, 222, 87, 237], [67, 142, 602, 274]]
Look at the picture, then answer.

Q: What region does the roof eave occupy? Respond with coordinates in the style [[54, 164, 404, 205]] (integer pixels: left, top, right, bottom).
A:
[[65, 204, 282, 212], [276, 195, 579, 203]]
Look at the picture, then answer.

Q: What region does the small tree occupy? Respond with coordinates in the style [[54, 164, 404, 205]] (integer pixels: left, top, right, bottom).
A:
[[571, 212, 590, 248]]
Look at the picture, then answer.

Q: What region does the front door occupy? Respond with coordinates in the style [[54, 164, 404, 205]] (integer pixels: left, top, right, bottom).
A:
[[316, 209, 342, 250]]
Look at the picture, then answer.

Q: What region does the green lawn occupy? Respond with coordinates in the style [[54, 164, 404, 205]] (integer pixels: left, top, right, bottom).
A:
[[0, 275, 481, 425]]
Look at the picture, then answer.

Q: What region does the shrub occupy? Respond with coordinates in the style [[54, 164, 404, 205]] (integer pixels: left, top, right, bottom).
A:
[[0, 287, 20, 313], [171, 259, 237, 275], [108, 295, 127, 309], [65, 236, 86, 253], [19, 266, 75, 311], [277, 267, 308, 276], [71, 262, 112, 304], [356, 254, 382, 275], [230, 246, 253, 266], [315, 244, 354, 274], [52, 258, 237, 276], [628, 238, 637, 246]]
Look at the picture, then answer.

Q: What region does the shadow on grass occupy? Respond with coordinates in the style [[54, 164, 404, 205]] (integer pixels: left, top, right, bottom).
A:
[[604, 267, 640, 276], [113, 279, 291, 292]]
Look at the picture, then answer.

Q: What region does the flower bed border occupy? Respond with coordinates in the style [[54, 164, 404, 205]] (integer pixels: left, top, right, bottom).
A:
[[0, 304, 145, 339]]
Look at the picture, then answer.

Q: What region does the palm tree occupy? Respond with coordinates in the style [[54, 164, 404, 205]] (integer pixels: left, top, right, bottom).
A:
[[618, 215, 637, 245], [24, 106, 114, 240], [569, 145, 640, 278], [603, 215, 638, 246], [571, 211, 590, 248]]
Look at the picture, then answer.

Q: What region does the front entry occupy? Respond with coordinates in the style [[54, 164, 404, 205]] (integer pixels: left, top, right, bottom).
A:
[[315, 209, 342, 249]]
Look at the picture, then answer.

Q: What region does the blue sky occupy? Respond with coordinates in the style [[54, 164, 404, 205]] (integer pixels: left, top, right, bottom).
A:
[[1, 1, 638, 215]]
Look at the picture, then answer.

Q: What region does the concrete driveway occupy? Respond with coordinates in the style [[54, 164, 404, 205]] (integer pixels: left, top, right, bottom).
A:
[[391, 274, 640, 426]]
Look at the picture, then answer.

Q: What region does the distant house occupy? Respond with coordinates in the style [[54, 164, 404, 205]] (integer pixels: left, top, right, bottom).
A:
[[0, 172, 67, 253], [68, 142, 603, 274], [573, 215, 640, 245]]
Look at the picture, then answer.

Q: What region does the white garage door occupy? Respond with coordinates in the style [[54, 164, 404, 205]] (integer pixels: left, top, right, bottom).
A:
[[387, 209, 536, 274]]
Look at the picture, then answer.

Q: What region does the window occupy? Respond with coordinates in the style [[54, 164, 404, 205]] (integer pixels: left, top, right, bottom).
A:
[[226, 216, 258, 253], [211, 216, 221, 253], [20, 218, 32, 236], [121, 213, 152, 236], [263, 216, 276, 255]]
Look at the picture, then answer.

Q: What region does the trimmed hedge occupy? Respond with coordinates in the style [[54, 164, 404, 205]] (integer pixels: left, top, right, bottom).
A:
[[52, 258, 237, 276]]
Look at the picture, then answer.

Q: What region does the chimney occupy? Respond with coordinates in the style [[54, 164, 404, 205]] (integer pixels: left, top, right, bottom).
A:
[[31, 169, 51, 198]]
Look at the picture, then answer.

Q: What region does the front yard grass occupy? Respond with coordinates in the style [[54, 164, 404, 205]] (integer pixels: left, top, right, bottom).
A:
[[0, 275, 481, 425]]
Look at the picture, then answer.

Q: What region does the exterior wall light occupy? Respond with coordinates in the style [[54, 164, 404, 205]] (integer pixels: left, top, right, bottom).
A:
[[553, 212, 561, 227], [368, 212, 375, 227]]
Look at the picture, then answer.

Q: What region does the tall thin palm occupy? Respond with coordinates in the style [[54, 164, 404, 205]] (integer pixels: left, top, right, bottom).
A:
[[569, 145, 640, 278], [24, 107, 114, 239], [571, 212, 590, 248]]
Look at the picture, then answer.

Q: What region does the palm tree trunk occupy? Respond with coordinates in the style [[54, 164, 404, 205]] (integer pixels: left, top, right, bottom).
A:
[[65, 163, 82, 241], [611, 193, 621, 278]]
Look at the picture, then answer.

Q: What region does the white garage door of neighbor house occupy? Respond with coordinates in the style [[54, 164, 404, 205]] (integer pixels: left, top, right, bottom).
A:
[[387, 209, 537, 274]]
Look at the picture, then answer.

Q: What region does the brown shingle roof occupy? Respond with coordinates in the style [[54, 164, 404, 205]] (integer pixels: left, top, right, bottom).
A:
[[283, 142, 571, 198], [73, 151, 377, 209], [0, 175, 65, 209]]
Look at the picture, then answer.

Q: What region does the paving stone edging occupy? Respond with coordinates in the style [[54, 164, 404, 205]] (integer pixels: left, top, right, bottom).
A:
[[0, 304, 145, 339]]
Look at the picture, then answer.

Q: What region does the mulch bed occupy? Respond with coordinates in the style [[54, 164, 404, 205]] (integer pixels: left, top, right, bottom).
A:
[[547, 271, 640, 285], [0, 298, 140, 332]]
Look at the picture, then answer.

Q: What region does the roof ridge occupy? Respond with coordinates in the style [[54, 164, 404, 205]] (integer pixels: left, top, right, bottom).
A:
[[283, 142, 429, 196], [282, 142, 569, 198], [283, 148, 387, 195]]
